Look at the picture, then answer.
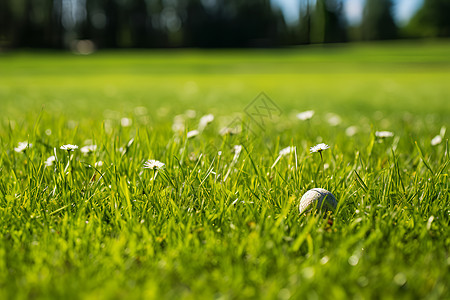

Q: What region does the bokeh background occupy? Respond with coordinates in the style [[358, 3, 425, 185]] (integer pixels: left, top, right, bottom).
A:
[[1, 0, 449, 51]]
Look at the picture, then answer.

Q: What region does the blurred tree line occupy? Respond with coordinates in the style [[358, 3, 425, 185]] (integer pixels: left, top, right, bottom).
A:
[[0, 0, 449, 50]]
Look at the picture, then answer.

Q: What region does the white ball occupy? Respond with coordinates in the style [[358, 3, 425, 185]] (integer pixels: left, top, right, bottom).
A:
[[299, 188, 337, 214]]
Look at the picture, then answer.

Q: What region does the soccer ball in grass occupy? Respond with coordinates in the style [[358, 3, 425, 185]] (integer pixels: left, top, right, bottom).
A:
[[299, 188, 337, 215]]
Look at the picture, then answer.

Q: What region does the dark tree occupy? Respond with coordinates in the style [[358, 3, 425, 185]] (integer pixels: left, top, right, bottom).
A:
[[361, 0, 397, 40], [102, 0, 120, 47], [127, 0, 149, 47], [0, 0, 14, 48], [183, 0, 222, 47], [298, 0, 312, 44], [234, 0, 287, 47], [182, 0, 287, 48], [407, 0, 450, 37], [311, 0, 347, 43]]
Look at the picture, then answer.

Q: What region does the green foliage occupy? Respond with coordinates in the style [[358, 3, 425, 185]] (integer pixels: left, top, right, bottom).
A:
[[405, 0, 450, 38], [0, 42, 449, 299]]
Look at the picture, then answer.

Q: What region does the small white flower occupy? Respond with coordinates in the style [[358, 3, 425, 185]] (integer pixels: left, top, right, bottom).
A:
[[231, 145, 243, 165], [431, 135, 442, 146], [440, 126, 446, 137], [121, 117, 132, 127], [67, 120, 77, 129], [271, 146, 296, 169], [345, 126, 358, 137], [44, 156, 56, 167], [224, 145, 243, 181], [14, 141, 32, 153], [188, 152, 198, 161], [172, 115, 185, 132], [232, 145, 243, 156], [198, 114, 214, 131], [220, 126, 240, 136], [375, 131, 394, 138], [297, 110, 314, 121], [172, 123, 184, 132], [60, 144, 78, 151], [134, 106, 148, 116], [81, 145, 97, 155], [326, 113, 341, 126], [187, 130, 199, 139], [94, 161, 103, 167], [310, 143, 330, 153], [185, 109, 197, 119], [279, 146, 295, 157], [103, 119, 113, 134], [143, 159, 165, 170], [431, 126, 446, 146]]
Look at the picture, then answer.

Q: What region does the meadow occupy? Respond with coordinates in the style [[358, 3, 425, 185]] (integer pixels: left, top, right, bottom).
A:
[[0, 40, 449, 299]]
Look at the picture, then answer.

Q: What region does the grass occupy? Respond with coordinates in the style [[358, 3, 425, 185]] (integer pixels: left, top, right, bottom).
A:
[[0, 40, 449, 299]]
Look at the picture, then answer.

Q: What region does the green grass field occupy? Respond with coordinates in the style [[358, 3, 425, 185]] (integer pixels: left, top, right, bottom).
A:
[[0, 41, 449, 299]]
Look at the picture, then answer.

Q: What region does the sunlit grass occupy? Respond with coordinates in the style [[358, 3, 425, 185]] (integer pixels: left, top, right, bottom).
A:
[[0, 41, 449, 299]]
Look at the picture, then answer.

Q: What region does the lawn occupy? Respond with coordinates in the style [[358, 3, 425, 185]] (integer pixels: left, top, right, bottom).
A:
[[0, 40, 449, 299]]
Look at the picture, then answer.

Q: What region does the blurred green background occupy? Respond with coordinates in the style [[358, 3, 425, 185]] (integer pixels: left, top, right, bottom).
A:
[[1, 41, 449, 122]]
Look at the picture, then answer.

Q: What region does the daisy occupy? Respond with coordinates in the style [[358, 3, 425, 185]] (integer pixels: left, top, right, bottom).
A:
[[326, 113, 341, 126], [185, 109, 197, 119], [14, 141, 32, 153], [60, 144, 78, 151], [44, 156, 56, 167], [94, 161, 104, 167], [172, 115, 185, 132], [345, 126, 358, 137], [121, 117, 132, 127], [81, 145, 97, 155], [134, 106, 148, 116], [224, 145, 243, 181], [431, 126, 446, 146], [232, 145, 243, 156], [220, 126, 240, 136], [310, 143, 330, 153], [375, 131, 394, 138], [231, 145, 243, 166], [271, 146, 296, 169], [143, 159, 165, 170], [440, 125, 446, 137], [198, 114, 214, 131], [279, 146, 296, 157], [187, 130, 199, 139], [297, 110, 315, 121], [431, 135, 442, 146]]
